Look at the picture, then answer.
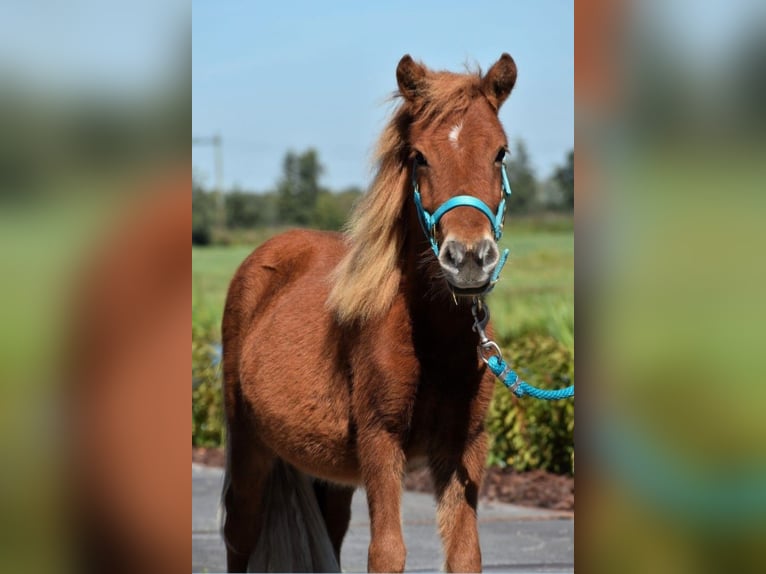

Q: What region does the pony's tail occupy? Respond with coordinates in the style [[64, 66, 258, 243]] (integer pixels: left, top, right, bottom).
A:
[[249, 461, 339, 572], [226, 459, 339, 573]]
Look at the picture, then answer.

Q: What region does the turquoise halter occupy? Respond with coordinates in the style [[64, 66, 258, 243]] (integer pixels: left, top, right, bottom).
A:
[[412, 158, 513, 256]]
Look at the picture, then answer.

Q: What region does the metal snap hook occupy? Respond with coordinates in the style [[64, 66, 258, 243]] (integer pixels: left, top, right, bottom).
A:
[[471, 299, 490, 339], [477, 340, 502, 365]]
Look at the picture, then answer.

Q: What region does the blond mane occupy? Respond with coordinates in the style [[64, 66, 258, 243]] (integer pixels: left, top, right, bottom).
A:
[[327, 66, 483, 324]]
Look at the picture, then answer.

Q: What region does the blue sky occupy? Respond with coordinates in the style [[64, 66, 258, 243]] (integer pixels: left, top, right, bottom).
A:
[[193, 1, 573, 191]]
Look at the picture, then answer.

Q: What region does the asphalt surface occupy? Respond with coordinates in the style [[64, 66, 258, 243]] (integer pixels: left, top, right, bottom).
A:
[[193, 464, 573, 573]]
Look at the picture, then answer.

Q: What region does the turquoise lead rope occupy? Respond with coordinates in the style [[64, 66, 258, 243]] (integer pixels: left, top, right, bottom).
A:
[[471, 300, 574, 401], [486, 354, 575, 400]]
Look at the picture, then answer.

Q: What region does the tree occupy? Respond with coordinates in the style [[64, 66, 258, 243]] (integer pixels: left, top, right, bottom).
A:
[[537, 178, 565, 210], [225, 188, 261, 228], [225, 189, 281, 228], [553, 150, 574, 211], [313, 186, 363, 230], [506, 140, 537, 214], [277, 148, 324, 225], [192, 176, 215, 245]]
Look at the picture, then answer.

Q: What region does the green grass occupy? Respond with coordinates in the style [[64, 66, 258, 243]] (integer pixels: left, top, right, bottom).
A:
[[192, 220, 573, 348], [192, 244, 253, 328], [490, 227, 574, 347]]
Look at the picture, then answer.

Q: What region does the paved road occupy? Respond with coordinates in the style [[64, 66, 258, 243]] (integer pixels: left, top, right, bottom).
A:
[[193, 464, 573, 573]]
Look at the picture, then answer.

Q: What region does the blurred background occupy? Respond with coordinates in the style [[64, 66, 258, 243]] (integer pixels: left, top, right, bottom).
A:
[[0, 1, 189, 573], [578, 0, 766, 572]]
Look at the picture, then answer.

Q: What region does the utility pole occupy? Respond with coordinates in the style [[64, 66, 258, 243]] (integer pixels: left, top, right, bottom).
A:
[[193, 133, 225, 228]]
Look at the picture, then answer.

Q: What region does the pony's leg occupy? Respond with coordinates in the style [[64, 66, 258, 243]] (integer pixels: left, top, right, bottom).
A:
[[222, 429, 274, 573], [360, 432, 407, 572], [429, 432, 488, 573], [313, 481, 355, 565]]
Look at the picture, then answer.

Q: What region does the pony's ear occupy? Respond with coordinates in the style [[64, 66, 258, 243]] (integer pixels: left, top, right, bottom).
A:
[[396, 54, 427, 101], [481, 53, 517, 111]]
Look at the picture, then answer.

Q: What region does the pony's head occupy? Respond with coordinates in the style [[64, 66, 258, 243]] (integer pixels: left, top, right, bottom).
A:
[[398, 54, 517, 295], [329, 54, 517, 323]]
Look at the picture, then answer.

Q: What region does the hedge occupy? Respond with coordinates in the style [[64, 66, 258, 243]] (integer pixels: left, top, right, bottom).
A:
[[485, 334, 574, 474]]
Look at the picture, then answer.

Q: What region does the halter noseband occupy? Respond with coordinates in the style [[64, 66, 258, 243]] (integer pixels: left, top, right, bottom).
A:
[[411, 157, 513, 257]]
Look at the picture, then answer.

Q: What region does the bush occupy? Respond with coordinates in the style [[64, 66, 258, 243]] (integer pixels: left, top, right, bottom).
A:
[[192, 318, 224, 446], [485, 334, 574, 474]]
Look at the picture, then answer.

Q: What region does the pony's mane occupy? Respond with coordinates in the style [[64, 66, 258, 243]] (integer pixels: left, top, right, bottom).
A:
[[327, 67, 483, 324]]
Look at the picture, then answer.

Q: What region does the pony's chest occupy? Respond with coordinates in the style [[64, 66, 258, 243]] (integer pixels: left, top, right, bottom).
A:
[[408, 364, 488, 432]]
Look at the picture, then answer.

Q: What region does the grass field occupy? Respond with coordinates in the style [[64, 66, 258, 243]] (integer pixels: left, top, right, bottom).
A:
[[192, 218, 573, 348], [489, 226, 574, 347]]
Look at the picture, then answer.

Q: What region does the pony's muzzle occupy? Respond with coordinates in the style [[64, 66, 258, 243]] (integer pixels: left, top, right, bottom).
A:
[[438, 237, 499, 292]]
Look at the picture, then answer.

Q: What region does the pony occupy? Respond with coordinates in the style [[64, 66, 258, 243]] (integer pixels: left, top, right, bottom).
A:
[[221, 53, 517, 573]]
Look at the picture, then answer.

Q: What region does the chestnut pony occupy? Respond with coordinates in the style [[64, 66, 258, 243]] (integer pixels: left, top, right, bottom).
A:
[[221, 54, 517, 572]]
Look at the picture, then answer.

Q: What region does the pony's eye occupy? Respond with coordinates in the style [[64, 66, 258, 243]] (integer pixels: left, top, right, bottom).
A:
[[494, 147, 508, 164], [414, 150, 428, 167]]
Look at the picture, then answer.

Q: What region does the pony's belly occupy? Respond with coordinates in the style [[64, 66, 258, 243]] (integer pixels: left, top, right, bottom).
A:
[[262, 420, 361, 486], [284, 445, 362, 487], [245, 365, 361, 485]]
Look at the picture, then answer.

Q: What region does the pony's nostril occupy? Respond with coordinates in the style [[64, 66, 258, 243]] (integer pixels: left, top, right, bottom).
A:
[[476, 239, 499, 270], [446, 241, 465, 266], [439, 240, 465, 270]]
